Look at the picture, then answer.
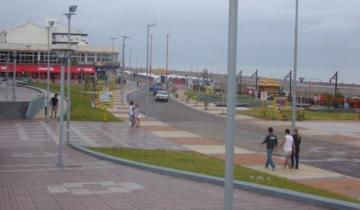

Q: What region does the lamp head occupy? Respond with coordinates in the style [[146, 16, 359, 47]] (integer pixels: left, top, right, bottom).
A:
[[46, 19, 56, 27], [69, 5, 78, 14], [149, 23, 157, 28]]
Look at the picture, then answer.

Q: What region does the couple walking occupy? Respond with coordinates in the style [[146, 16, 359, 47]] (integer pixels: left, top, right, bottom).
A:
[[261, 127, 301, 170], [129, 101, 140, 128]]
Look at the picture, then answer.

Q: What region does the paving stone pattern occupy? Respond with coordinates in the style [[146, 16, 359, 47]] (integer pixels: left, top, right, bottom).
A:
[[0, 120, 325, 210]]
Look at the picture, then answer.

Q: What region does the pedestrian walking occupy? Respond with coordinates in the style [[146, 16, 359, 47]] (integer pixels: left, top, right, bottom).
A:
[[279, 129, 294, 169], [261, 127, 278, 171], [50, 94, 59, 119], [128, 101, 135, 127], [291, 128, 301, 169], [44, 96, 49, 119], [134, 104, 140, 128]]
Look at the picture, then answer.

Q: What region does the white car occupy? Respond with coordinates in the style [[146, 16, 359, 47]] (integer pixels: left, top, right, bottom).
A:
[[155, 90, 169, 102]]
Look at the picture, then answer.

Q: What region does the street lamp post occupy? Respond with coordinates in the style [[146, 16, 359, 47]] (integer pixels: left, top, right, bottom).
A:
[[120, 35, 130, 104], [65, 5, 77, 144], [284, 70, 292, 101], [251, 70, 258, 98], [6, 52, 10, 100], [224, 0, 238, 209], [46, 20, 55, 121], [165, 34, 170, 90], [291, 0, 299, 130], [149, 35, 153, 80], [12, 51, 17, 101], [299, 77, 305, 104], [329, 71, 338, 96], [145, 23, 157, 118], [110, 37, 118, 85], [52, 48, 74, 168]]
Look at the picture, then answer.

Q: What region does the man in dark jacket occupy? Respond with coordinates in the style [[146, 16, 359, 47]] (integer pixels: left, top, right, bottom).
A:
[[261, 127, 278, 170], [292, 128, 301, 169]]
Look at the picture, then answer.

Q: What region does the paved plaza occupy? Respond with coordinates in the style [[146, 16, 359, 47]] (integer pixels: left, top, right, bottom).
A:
[[0, 120, 326, 210]]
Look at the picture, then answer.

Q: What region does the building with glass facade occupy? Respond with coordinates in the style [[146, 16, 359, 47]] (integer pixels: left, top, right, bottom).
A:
[[0, 21, 119, 81]]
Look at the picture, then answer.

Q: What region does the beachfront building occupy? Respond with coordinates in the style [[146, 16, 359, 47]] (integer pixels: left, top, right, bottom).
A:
[[0, 21, 119, 81]]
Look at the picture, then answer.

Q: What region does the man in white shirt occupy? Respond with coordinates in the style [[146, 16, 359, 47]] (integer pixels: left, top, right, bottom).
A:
[[279, 129, 294, 169]]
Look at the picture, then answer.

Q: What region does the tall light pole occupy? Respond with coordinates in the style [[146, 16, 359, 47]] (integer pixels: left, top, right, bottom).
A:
[[12, 51, 16, 101], [6, 52, 10, 100], [224, 0, 238, 209], [110, 37, 118, 84], [120, 35, 130, 104], [149, 35, 153, 79], [251, 70, 258, 98], [165, 34, 170, 90], [291, 0, 299, 130], [284, 70, 292, 101], [129, 49, 134, 69], [52, 48, 74, 168], [46, 19, 56, 121], [145, 23, 157, 118], [65, 5, 77, 144], [329, 71, 338, 96]]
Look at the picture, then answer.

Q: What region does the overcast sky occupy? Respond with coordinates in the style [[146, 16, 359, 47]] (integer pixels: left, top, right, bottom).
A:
[[1, 0, 360, 83]]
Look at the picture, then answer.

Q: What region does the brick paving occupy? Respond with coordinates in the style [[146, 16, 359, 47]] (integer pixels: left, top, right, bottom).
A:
[[0, 120, 325, 210]]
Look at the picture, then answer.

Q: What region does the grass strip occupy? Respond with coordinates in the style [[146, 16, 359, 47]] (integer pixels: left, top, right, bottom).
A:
[[239, 107, 359, 121], [90, 147, 358, 203], [30, 82, 121, 122]]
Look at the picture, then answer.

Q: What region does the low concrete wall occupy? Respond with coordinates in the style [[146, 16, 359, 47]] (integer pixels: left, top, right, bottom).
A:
[[0, 84, 44, 120], [0, 101, 28, 119]]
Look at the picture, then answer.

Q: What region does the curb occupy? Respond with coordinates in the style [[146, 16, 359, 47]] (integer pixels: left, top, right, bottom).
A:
[[69, 143, 360, 210]]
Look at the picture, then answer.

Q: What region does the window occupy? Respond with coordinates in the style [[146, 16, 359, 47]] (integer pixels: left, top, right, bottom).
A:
[[97, 53, 112, 63], [87, 53, 95, 62]]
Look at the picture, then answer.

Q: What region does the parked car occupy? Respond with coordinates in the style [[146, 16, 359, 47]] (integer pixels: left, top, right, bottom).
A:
[[155, 90, 169, 102]]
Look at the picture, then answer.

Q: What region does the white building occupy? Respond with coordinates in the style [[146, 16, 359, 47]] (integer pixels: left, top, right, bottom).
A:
[[0, 21, 119, 80]]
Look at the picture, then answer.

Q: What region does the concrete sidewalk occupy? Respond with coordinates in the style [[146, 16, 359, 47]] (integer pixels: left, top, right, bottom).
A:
[[0, 120, 326, 210]]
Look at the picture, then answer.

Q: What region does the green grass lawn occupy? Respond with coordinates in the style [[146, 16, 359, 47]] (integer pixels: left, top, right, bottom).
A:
[[31, 82, 121, 122], [90, 147, 358, 203], [238, 107, 359, 121]]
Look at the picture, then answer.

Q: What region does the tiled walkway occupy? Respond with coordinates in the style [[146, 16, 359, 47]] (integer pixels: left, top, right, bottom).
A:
[[0, 120, 325, 210]]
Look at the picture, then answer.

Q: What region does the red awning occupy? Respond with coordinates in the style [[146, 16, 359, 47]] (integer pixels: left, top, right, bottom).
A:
[[0, 64, 95, 74]]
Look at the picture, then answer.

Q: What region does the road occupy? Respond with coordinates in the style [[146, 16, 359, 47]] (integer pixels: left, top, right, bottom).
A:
[[128, 90, 360, 179]]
